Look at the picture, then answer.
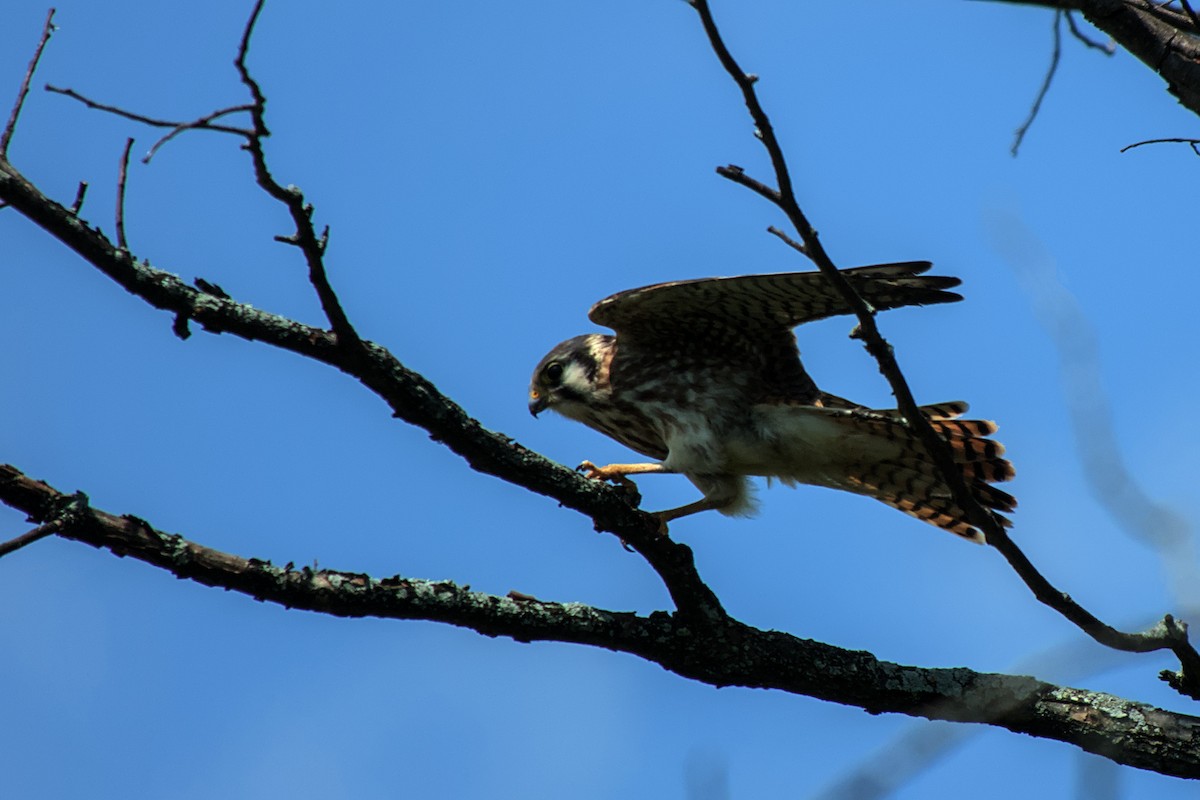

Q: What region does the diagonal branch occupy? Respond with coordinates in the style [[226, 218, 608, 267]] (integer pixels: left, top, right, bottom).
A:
[[2, 461, 1199, 777], [1012, 10, 1063, 157], [689, 0, 1200, 696], [1, 8, 54, 157], [0, 3, 724, 621], [0, 152, 724, 621], [0, 519, 61, 557], [45, 2, 362, 357], [231, 0, 362, 356]]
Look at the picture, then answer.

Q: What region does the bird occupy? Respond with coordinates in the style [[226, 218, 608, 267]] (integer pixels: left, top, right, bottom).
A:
[[527, 261, 1015, 543]]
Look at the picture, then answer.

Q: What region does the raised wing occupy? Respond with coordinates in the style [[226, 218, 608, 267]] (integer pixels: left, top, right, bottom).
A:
[[588, 261, 961, 338]]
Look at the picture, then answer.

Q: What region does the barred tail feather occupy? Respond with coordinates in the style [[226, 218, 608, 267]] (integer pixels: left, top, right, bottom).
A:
[[840, 402, 1016, 542]]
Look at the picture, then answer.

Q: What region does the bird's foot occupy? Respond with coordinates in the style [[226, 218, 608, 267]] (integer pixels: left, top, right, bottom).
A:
[[577, 460, 629, 482], [578, 460, 643, 507]]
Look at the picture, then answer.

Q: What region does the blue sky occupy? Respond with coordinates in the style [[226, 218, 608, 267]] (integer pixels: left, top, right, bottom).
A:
[[3, 1, 1199, 798]]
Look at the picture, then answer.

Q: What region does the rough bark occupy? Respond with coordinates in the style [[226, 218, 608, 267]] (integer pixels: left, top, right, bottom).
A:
[[996, 0, 1200, 118], [2, 462, 1199, 777]]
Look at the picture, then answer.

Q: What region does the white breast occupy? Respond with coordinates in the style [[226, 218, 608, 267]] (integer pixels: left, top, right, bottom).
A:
[[725, 405, 903, 486]]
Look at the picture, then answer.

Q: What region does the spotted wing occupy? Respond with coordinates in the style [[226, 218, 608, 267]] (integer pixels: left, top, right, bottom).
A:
[[588, 261, 962, 339]]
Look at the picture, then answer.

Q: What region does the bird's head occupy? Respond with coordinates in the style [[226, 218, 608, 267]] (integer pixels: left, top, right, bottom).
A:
[[528, 334, 610, 420]]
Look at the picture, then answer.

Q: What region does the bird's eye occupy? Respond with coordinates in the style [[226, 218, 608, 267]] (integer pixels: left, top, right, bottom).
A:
[[544, 362, 564, 384]]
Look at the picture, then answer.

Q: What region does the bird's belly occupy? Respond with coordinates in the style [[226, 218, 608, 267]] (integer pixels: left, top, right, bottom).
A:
[[723, 431, 831, 479], [725, 407, 889, 484]]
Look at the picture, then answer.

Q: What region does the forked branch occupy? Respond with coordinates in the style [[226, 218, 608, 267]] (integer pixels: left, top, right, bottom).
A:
[[688, 0, 1200, 697], [2, 3, 1200, 779], [0, 3, 723, 621]]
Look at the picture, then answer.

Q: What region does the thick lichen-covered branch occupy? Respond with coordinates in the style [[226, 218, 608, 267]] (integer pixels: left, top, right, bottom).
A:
[[2, 462, 1199, 777]]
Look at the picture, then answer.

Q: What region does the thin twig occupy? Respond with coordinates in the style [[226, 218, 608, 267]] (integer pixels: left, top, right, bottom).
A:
[[0, 519, 62, 558], [47, 85, 253, 163], [1065, 11, 1115, 54], [115, 137, 133, 250], [766, 225, 807, 256], [1012, 10, 1062, 157], [144, 104, 254, 163], [70, 180, 88, 215], [1120, 137, 1200, 155], [45, 85, 251, 140], [232, 0, 363, 353], [0, 488, 89, 558], [2, 8, 56, 157], [690, 0, 1200, 697], [715, 164, 780, 203]]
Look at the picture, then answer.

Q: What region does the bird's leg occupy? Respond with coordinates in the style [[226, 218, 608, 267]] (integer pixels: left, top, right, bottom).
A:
[[578, 462, 721, 537], [577, 461, 672, 482], [650, 498, 724, 535]]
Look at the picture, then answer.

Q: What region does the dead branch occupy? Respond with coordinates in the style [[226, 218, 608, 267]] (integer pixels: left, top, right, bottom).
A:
[[992, 0, 1200, 120], [689, 0, 1200, 695], [1012, 10, 1063, 157], [115, 137, 133, 250], [2, 461, 1199, 776], [0, 8, 54, 157]]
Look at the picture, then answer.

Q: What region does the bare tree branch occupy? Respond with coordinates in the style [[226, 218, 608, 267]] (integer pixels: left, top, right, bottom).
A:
[[1012, 10, 1063, 157], [143, 104, 254, 163], [0, 519, 62, 558], [1121, 136, 1200, 154], [1175, 0, 1200, 30], [693, 0, 1014, 548], [114, 137, 133, 250], [69, 179, 87, 215], [0, 8, 54, 157], [690, 0, 1200, 695], [0, 149, 727, 621], [1065, 10, 1117, 52], [45, 4, 360, 354], [5, 2, 1200, 782], [45, 85, 253, 143], [2, 461, 1199, 777], [231, 0, 363, 357], [820, 201, 1200, 797], [991, 0, 1200, 119]]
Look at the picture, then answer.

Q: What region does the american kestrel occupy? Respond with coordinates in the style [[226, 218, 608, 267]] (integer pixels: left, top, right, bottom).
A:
[[528, 262, 1014, 542]]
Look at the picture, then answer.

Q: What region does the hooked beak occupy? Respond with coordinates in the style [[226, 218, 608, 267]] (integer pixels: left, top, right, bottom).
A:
[[529, 390, 549, 417]]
